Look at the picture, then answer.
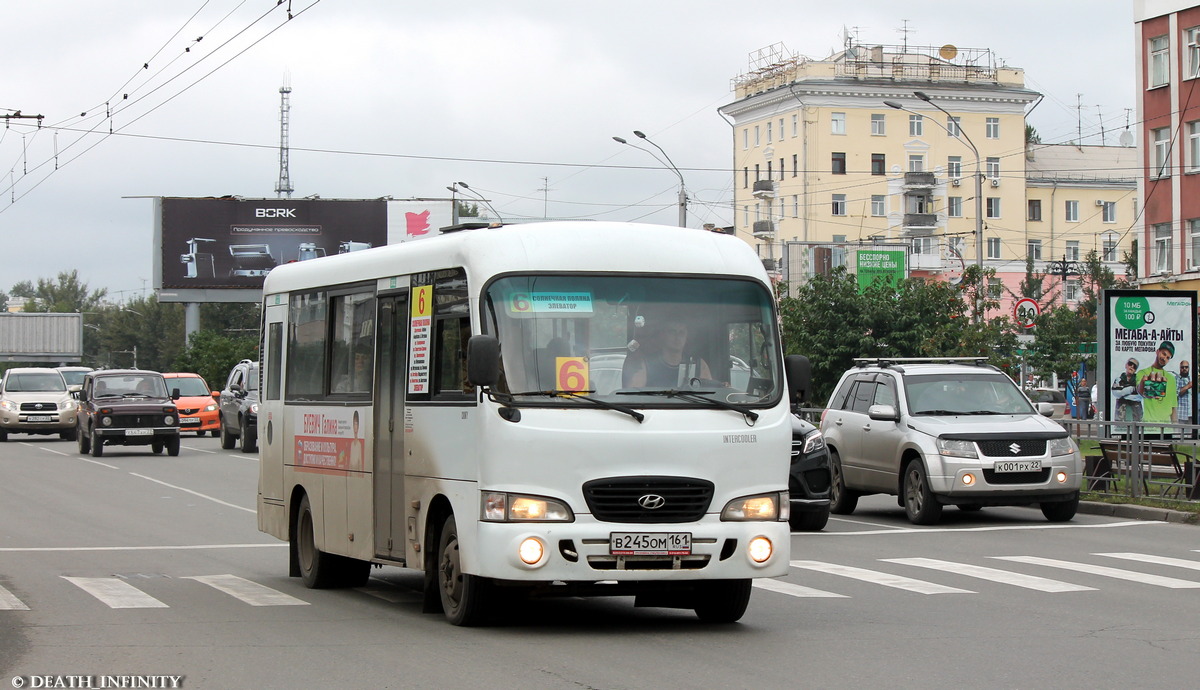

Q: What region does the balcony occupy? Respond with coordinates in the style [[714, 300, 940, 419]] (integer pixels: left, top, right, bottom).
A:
[[752, 180, 776, 199], [903, 213, 938, 228], [903, 172, 936, 188], [752, 220, 775, 238]]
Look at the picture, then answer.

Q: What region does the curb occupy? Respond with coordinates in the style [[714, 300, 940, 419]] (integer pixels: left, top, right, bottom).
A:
[[1078, 500, 1200, 525]]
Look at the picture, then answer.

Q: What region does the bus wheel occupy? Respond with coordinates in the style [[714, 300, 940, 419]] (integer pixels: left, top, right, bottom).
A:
[[693, 579, 752, 624], [437, 514, 490, 626], [295, 494, 339, 588]]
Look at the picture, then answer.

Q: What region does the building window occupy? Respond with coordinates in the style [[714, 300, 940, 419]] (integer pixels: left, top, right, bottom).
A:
[[1150, 35, 1170, 88], [987, 279, 1003, 299], [1065, 200, 1079, 222], [913, 237, 934, 255], [792, 195, 800, 218], [1065, 279, 1081, 302], [1190, 219, 1200, 268], [986, 197, 1001, 219], [792, 154, 798, 177], [909, 114, 923, 136], [947, 116, 961, 138], [1028, 199, 1042, 221], [1066, 240, 1080, 262], [742, 205, 750, 226], [871, 195, 886, 217], [947, 155, 962, 179], [986, 117, 1000, 139], [986, 157, 1000, 180], [1187, 27, 1200, 79], [742, 129, 749, 150], [1154, 222, 1172, 273], [908, 154, 925, 172], [832, 194, 847, 216], [1188, 121, 1200, 171], [743, 168, 749, 189], [754, 125, 760, 147], [948, 196, 962, 217], [1103, 201, 1116, 223], [792, 114, 799, 137], [1103, 238, 1118, 262], [871, 153, 885, 176], [831, 112, 846, 135], [987, 237, 1001, 260], [832, 152, 847, 175], [754, 164, 760, 181], [766, 121, 773, 144], [767, 161, 773, 179], [871, 113, 886, 135], [779, 158, 784, 181], [949, 237, 965, 257], [1153, 127, 1171, 177], [1028, 239, 1042, 260]]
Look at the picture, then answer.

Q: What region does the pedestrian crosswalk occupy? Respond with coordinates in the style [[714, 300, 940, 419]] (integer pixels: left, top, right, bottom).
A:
[[2, 550, 1199, 611]]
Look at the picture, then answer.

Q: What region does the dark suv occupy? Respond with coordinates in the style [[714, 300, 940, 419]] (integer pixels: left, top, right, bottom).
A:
[[219, 359, 259, 453], [76, 370, 181, 457], [788, 411, 831, 530]]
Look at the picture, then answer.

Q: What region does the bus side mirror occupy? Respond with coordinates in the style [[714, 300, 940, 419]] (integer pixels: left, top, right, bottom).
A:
[[467, 334, 500, 388], [785, 354, 811, 405]]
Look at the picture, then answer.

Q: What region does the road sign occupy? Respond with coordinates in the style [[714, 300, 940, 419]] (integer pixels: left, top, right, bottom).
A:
[[1013, 298, 1040, 329]]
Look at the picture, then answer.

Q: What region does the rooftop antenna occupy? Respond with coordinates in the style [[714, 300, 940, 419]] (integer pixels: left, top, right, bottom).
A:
[[1095, 105, 1106, 146], [1075, 93, 1083, 147], [896, 19, 913, 52], [275, 74, 294, 199], [1119, 108, 1135, 147]]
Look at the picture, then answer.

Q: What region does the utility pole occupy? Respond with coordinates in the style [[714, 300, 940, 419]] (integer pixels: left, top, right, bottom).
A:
[[275, 78, 294, 199]]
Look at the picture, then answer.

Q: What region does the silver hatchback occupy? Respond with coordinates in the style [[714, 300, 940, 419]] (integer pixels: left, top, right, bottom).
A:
[[819, 358, 1083, 525]]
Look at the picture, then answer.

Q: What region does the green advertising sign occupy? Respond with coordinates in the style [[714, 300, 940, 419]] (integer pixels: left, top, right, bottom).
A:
[[856, 250, 906, 291]]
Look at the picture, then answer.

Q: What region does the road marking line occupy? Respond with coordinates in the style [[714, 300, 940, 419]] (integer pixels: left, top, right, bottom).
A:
[[182, 574, 308, 606], [38, 447, 71, 457], [753, 578, 847, 598], [884, 557, 1095, 592], [0, 544, 285, 552], [1096, 553, 1200, 571], [994, 556, 1200, 588], [0, 584, 30, 610], [808, 521, 1162, 537], [128, 473, 255, 513], [790, 560, 973, 594], [62, 576, 169, 608], [78, 457, 120, 470]]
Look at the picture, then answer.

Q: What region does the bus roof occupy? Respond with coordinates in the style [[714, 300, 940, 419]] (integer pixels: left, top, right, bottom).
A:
[[261, 222, 770, 295]]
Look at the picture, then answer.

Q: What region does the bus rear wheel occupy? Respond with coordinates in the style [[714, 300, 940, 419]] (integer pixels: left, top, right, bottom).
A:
[[436, 514, 490, 626], [293, 494, 369, 589]]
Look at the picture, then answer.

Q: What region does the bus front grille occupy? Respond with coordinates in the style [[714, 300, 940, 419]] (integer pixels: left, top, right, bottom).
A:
[[582, 476, 714, 523]]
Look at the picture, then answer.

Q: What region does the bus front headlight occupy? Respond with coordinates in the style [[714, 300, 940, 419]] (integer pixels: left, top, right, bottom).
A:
[[482, 492, 574, 522], [721, 492, 785, 521]]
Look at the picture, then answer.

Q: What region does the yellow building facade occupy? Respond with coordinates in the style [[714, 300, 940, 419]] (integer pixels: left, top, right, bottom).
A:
[[719, 41, 1136, 318]]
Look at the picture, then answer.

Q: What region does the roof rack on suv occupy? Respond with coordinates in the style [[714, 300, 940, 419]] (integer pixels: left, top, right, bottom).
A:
[[852, 357, 990, 369]]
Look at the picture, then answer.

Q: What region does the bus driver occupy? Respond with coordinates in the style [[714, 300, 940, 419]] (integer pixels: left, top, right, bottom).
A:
[[622, 318, 711, 388]]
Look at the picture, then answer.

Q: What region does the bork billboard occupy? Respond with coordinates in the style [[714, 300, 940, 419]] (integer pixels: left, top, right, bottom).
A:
[[160, 197, 388, 290]]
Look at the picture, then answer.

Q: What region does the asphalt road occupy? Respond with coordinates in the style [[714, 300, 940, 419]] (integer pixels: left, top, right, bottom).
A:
[[2, 433, 1197, 689]]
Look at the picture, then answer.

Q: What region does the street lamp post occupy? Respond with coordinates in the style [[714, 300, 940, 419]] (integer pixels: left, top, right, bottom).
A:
[[454, 182, 502, 222], [885, 93, 985, 322], [1047, 255, 1081, 305], [613, 131, 687, 227]]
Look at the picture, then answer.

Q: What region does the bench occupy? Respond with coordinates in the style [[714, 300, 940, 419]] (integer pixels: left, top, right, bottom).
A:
[[1091, 439, 1192, 498]]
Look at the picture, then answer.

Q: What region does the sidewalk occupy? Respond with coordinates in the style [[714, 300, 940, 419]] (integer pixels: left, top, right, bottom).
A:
[[1078, 500, 1199, 525]]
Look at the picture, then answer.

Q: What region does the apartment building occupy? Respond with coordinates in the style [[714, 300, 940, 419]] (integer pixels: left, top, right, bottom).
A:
[[718, 39, 1135, 317], [1135, 1, 1200, 292]]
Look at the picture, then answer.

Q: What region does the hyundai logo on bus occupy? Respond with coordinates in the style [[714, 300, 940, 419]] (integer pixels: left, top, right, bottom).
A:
[[638, 494, 667, 509]]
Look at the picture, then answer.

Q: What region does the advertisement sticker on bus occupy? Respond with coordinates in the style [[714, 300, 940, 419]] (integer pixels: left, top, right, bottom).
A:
[[408, 284, 433, 394], [293, 408, 371, 472]]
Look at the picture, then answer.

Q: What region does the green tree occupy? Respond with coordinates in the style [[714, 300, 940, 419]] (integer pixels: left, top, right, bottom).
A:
[[1018, 254, 1046, 300], [1027, 305, 1095, 384], [172, 330, 258, 390], [10, 270, 107, 313]]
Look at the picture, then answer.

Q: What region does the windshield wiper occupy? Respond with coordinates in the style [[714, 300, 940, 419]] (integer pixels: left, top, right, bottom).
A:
[[493, 389, 644, 423], [915, 409, 998, 416], [618, 389, 759, 424]]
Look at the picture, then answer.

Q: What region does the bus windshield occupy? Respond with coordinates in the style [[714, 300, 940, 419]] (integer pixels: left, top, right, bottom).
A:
[[483, 274, 781, 407]]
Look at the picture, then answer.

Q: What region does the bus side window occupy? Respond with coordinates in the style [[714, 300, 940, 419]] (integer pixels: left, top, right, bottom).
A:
[[433, 316, 471, 396]]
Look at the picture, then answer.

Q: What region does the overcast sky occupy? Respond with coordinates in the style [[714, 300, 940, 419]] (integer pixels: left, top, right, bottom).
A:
[[1, 0, 1138, 302]]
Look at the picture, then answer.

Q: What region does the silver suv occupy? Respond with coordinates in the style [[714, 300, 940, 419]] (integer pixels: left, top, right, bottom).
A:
[[819, 358, 1082, 525], [0, 367, 78, 441]]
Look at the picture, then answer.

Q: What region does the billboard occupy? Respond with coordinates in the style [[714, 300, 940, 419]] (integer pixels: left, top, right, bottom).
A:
[[158, 197, 388, 291], [856, 250, 906, 291], [1100, 289, 1197, 434]]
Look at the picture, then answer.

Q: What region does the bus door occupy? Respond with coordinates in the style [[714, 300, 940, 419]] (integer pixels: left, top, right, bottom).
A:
[[260, 301, 288, 519], [373, 293, 408, 561]]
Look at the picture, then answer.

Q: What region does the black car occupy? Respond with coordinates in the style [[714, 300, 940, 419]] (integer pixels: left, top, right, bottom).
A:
[[788, 410, 832, 531], [76, 370, 181, 457], [219, 359, 259, 453]]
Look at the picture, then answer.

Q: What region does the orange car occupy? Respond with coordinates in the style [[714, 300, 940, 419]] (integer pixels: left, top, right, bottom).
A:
[[162, 372, 220, 437]]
